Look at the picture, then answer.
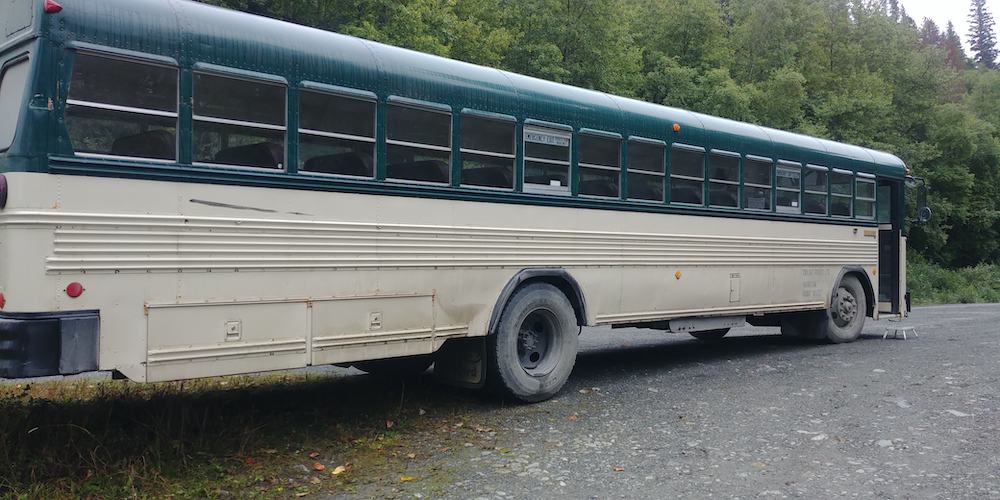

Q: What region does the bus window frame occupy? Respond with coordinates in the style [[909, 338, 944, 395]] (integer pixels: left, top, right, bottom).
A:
[[458, 109, 517, 191], [775, 160, 802, 214], [577, 129, 623, 200], [0, 53, 31, 154], [803, 164, 830, 216], [855, 173, 877, 220], [523, 122, 572, 196], [742, 154, 773, 212], [384, 96, 454, 186], [296, 84, 377, 180], [708, 149, 741, 209], [191, 66, 289, 171], [830, 168, 855, 218], [625, 136, 666, 203], [669, 143, 707, 207], [64, 50, 181, 163]]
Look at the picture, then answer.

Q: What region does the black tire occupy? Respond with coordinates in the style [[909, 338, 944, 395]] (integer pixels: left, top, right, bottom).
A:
[[689, 328, 729, 341], [780, 275, 867, 343], [486, 282, 579, 403], [353, 355, 433, 376]]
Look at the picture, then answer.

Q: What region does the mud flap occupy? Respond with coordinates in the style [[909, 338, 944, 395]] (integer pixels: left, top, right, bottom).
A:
[[433, 337, 486, 389]]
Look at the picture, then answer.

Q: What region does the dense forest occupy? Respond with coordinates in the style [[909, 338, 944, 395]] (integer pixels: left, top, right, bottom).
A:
[[199, 0, 1000, 273]]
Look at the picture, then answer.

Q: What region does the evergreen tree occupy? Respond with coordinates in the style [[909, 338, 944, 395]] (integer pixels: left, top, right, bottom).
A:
[[888, 0, 899, 22], [968, 0, 998, 68], [944, 22, 969, 71], [899, 6, 917, 28], [919, 18, 942, 47]]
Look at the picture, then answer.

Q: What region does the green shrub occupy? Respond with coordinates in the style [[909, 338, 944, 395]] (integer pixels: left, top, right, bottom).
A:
[[908, 254, 1000, 304]]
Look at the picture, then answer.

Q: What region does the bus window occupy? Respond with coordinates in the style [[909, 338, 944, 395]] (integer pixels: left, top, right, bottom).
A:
[[0, 58, 30, 152], [856, 175, 876, 219], [65, 53, 178, 160], [831, 169, 853, 216], [743, 156, 772, 211], [386, 102, 451, 183], [523, 125, 571, 194], [708, 151, 739, 208], [803, 165, 829, 215], [193, 72, 286, 169], [626, 139, 665, 202], [670, 145, 705, 205], [776, 161, 801, 213], [578, 133, 621, 198], [460, 113, 515, 189], [298, 90, 375, 177]]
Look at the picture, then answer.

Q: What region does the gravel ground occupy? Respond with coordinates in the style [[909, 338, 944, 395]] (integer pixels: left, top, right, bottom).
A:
[[338, 304, 1000, 499]]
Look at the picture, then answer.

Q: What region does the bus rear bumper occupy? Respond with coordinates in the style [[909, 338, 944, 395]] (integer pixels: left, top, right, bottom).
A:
[[0, 310, 99, 378]]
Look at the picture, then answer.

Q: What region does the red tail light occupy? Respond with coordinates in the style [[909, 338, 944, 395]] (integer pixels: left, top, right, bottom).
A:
[[0, 292, 6, 309], [44, 0, 63, 14], [66, 282, 85, 298]]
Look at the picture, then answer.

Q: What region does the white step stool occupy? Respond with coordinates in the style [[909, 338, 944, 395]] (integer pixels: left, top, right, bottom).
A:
[[882, 325, 917, 340]]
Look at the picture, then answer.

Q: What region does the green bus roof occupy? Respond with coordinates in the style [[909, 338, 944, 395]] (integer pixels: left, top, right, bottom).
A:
[[41, 0, 907, 179]]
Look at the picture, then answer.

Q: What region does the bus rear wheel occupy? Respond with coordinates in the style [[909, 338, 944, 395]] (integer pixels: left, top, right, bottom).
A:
[[689, 328, 730, 341], [487, 283, 579, 403], [780, 275, 867, 343]]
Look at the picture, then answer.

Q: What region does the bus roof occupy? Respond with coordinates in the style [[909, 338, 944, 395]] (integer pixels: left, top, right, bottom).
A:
[[51, 0, 908, 179]]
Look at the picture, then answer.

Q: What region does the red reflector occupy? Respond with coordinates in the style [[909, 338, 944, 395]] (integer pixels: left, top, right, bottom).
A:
[[0, 174, 7, 209], [44, 0, 63, 13], [66, 282, 84, 298], [0, 292, 5, 309]]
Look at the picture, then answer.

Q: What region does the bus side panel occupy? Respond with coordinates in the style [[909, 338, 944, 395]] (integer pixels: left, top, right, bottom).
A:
[[146, 302, 308, 382], [310, 294, 436, 366]]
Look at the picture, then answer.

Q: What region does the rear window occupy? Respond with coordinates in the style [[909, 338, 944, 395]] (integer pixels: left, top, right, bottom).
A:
[[0, 58, 31, 152]]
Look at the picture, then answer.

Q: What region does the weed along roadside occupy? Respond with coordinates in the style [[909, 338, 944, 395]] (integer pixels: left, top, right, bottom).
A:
[[4, 304, 1000, 498], [0, 372, 492, 497]]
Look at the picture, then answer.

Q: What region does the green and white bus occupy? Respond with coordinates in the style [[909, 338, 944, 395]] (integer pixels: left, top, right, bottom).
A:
[[0, 0, 925, 401]]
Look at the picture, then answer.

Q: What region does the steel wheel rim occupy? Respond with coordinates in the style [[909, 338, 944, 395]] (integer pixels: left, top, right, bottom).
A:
[[832, 286, 859, 328], [517, 309, 558, 376]]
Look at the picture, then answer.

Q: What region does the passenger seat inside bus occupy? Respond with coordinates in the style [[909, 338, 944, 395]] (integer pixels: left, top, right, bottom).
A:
[[627, 183, 659, 201], [110, 130, 176, 160], [462, 165, 513, 188], [214, 142, 284, 168], [304, 152, 373, 177], [671, 186, 703, 204], [579, 180, 619, 198], [386, 159, 449, 183]]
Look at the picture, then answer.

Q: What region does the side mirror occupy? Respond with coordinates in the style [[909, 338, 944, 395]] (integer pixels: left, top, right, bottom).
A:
[[917, 206, 932, 225], [906, 176, 931, 226]]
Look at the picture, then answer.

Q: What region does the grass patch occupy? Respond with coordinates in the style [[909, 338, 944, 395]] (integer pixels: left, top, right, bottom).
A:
[[908, 255, 1000, 305], [0, 372, 483, 498]]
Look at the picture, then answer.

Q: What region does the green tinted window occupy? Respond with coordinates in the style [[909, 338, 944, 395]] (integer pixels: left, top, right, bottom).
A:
[[0, 58, 30, 151]]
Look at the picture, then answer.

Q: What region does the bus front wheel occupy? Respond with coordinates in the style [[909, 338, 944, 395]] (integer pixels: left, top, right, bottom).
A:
[[781, 275, 867, 343], [487, 283, 579, 403]]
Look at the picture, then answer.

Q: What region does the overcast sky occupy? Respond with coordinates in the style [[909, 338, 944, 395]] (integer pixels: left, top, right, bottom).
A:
[[901, 0, 999, 49]]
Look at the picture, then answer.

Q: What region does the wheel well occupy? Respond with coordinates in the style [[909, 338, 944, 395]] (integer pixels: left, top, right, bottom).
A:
[[488, 269, 588, 335], [841, 268, 876, 318]]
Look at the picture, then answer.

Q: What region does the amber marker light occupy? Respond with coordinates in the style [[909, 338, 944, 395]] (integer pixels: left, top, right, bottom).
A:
[[66, 282, 85, 298], [674, 271, 682, 280], [44, 0, 63, 14], [672, 123, 681, 133]]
